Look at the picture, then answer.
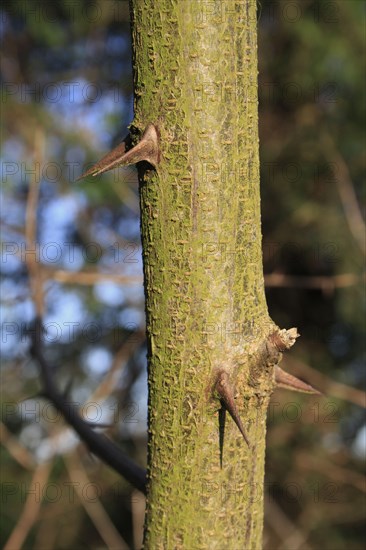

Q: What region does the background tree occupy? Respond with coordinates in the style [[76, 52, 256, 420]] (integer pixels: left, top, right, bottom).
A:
[[1, 1, 364, 549]]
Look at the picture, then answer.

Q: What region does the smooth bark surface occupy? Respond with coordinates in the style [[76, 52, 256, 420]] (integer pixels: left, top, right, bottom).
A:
[[129, 1, 276, 547]]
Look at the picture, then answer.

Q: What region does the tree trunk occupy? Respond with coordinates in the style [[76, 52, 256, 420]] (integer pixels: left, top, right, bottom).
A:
[[130, 1, 276, 547]]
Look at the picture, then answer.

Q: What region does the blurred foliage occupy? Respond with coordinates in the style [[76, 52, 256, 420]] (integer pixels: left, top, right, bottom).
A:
[[1, 0, 365, 549]]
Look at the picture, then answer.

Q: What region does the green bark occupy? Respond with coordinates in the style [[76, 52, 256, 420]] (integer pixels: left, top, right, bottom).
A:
[[129, 1, 276, 548]]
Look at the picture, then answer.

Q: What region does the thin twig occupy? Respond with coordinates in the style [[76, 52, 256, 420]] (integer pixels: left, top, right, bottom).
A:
[[264, 272, 363, 291], [86, 331, 145, 405], [264, 495, 313, 550], [65, 451, 130, 550], [3, 462, 52, 550], [24, 127, 45, 316], [0, 421, 36, 470], [295, 451, 366, 493], [131, 489, 146, 550], [46, 268, 142, 286], [321, 133, 366, 255]]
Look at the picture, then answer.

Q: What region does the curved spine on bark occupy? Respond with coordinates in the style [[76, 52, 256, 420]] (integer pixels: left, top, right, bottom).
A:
[[77, 123, 160, 180]]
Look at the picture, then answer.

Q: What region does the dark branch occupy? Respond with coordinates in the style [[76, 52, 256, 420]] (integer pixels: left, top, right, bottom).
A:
[[29, 317, 147, 495]]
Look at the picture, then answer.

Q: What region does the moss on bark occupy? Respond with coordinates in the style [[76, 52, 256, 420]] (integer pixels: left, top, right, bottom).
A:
[[129, 1, 275, 547]]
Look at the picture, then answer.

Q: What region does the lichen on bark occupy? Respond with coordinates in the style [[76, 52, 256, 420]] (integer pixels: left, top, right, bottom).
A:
[[129, 1, 277, 548]]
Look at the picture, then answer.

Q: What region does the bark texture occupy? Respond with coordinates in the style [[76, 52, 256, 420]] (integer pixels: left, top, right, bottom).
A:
[[129, 1, 277, 548]]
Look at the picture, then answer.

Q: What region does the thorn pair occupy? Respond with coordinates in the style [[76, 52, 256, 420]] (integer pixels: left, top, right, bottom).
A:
[[214, 328, 320, 447], [77, 123, 160, 181]]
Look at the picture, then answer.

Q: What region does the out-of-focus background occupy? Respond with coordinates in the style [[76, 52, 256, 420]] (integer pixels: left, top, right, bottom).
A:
[[1, 1, 365, 548]]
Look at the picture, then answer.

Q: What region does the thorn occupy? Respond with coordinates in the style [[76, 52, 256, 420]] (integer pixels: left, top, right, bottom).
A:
[[77, 141, 127, 180], [274, 366, 322, 395], [76, 123, 160, 180], [215, 370, 250, 447]]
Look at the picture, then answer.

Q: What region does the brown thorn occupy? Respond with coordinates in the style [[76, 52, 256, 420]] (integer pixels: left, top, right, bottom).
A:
[[76, 141, 127, 180], [215, 370, 250, 447], [76, 123, 160, 181], [274, 366, 322, 395]]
